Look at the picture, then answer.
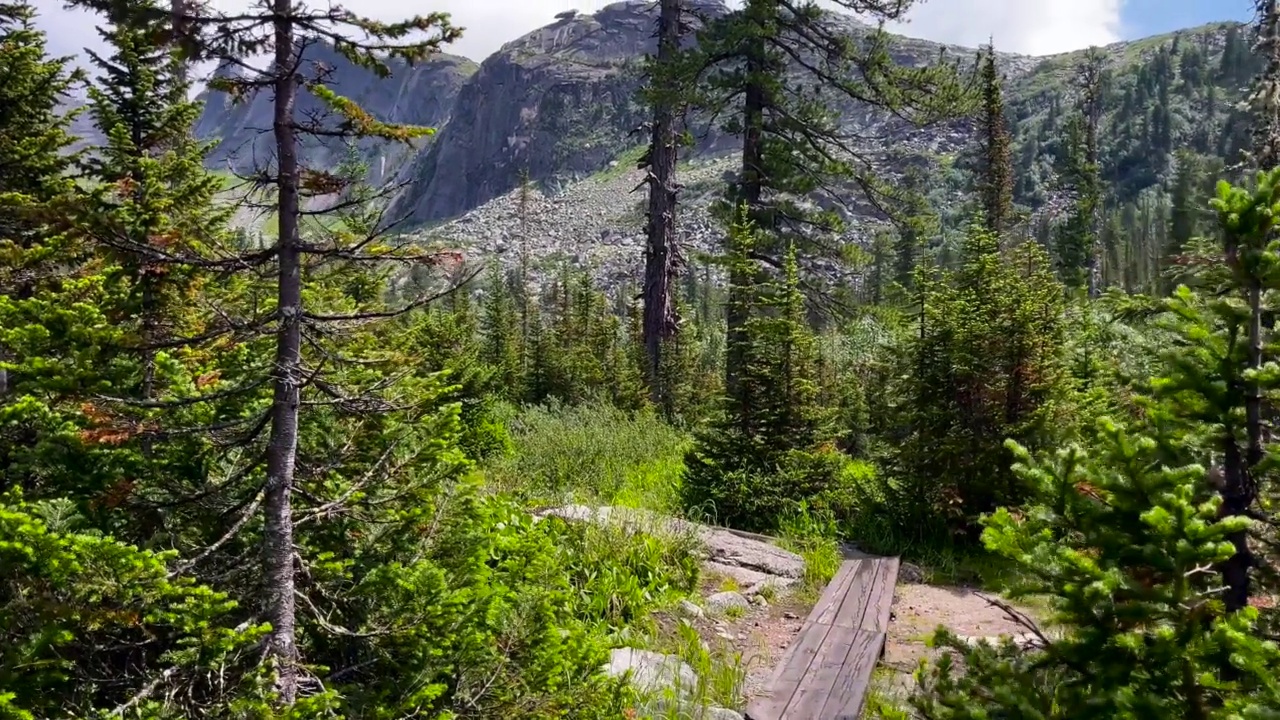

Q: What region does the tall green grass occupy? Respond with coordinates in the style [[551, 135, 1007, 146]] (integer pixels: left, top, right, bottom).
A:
[[484, 401, 690, 512]]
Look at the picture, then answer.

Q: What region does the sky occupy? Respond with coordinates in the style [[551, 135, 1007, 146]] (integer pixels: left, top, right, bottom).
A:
[[32, 0, 1253, 71]]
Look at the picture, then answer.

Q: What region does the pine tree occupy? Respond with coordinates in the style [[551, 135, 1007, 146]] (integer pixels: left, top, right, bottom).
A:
[[682, 211, 844, 531], [977, 44, 1014, 238], [912, 420, 1280, 717], [1151, 170, 1280, 614]]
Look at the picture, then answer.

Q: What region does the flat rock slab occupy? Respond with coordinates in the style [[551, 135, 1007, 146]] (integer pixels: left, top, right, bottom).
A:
[[535, 505, 806, 581]]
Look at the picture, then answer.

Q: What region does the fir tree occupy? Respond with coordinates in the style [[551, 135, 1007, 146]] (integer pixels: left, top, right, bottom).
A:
[[0, 0, 81, 396], [912, 420, 1280, 717], [481, 266, 524, 399], [639, 0, 687, 411], [683, 211, 844, 531], [1164, 148, 1201, 291], [693, 0, 972, 396], [77, 0, 229, 408], [903, 226, 1068, 535], [977, 44, 1014, 237]]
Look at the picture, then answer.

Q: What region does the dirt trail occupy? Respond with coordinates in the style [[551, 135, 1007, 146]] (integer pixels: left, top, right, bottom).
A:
[[694, 572, 1040, 706]]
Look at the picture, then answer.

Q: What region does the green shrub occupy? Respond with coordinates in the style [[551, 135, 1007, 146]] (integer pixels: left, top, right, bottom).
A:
[[484, 401, 688, 511], [683, 444, 870, 534]]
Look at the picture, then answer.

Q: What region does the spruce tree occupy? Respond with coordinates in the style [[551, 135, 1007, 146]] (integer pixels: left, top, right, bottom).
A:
[[912, 420, 1280, 717], [683, 211, 842, 531], [977, 44, 1014, 238]]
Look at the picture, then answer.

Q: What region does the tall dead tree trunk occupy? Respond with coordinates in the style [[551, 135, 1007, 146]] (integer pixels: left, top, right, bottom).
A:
[[262, 11, 302, 703], [642, 0, 683, 413], [1076, 50, 1104, 299]]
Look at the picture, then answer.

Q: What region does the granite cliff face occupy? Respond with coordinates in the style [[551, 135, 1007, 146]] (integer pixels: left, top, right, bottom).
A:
[[386, 0, 1029, 227], [194, 43, 477, 183], [388, 0, 730, 226]]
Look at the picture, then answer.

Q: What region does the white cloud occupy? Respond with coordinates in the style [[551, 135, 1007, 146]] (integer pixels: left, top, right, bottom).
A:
[[882, 0, 1123, 55], [31, 0, 1123, 72]]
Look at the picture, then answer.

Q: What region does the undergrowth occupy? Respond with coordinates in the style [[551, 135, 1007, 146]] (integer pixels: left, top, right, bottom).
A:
[[484, 401, 689, 511]]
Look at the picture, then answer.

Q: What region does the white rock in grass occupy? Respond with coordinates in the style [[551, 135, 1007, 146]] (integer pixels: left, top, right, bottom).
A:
[[678, 599, 706, 619], [707, 708, 745, 720], [706, 591, 750, 613], [602, 648, 699, 698]]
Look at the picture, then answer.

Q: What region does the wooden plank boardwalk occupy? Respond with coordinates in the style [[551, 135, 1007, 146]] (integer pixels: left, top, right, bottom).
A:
[[744, 555, 900, 720]]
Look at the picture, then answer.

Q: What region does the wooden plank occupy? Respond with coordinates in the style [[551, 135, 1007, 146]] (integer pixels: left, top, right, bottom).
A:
[[809, 560, 863, 627], [745, 620, 832, 719], [778, 624, 860, 717], [862, 557, 900, 633], [815, 630, 887, 719], [829, 559, 878, 630], [745, 556, 900, 720]]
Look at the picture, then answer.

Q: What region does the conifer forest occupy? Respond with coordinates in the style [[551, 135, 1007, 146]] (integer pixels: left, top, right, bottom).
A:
[[5, 0, 1280, 716]]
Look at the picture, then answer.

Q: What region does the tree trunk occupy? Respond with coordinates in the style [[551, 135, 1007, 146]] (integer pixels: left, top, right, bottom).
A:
[[643, 0, 682, 413], [263, 9, 302, 704]]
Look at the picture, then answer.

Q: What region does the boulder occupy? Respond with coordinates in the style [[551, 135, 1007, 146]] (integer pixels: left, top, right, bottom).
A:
[[706, 591, 750, 614], [602, 648, 699, 697]]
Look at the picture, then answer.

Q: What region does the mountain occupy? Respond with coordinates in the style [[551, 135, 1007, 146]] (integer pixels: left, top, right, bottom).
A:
[[175, 0, 1253, 280], [194, 43, 478, 184], [998, 21, 1255, 210], [386, 0, 1036, 227]]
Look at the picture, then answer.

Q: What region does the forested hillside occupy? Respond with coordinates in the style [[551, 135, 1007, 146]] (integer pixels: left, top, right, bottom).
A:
[[6, 0, 1280, 717]]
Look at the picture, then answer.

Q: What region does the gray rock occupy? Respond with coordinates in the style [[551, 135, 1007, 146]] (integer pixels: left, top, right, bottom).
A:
[[706, 591, 750, 613], [899, 562, 927, 584], [678, 599, 706, 619], [952, 632, 1047, 650], [742, 576, 798, 597], [533, 506, 806, 581], [646, 699, 745, 720], [700, 528, 806, 579], [703, 561, 771, 589], [602, 648, 699, 697]]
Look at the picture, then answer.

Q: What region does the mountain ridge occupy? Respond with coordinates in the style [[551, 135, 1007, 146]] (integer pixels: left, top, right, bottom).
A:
[[179, 2, 1250, 245]]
